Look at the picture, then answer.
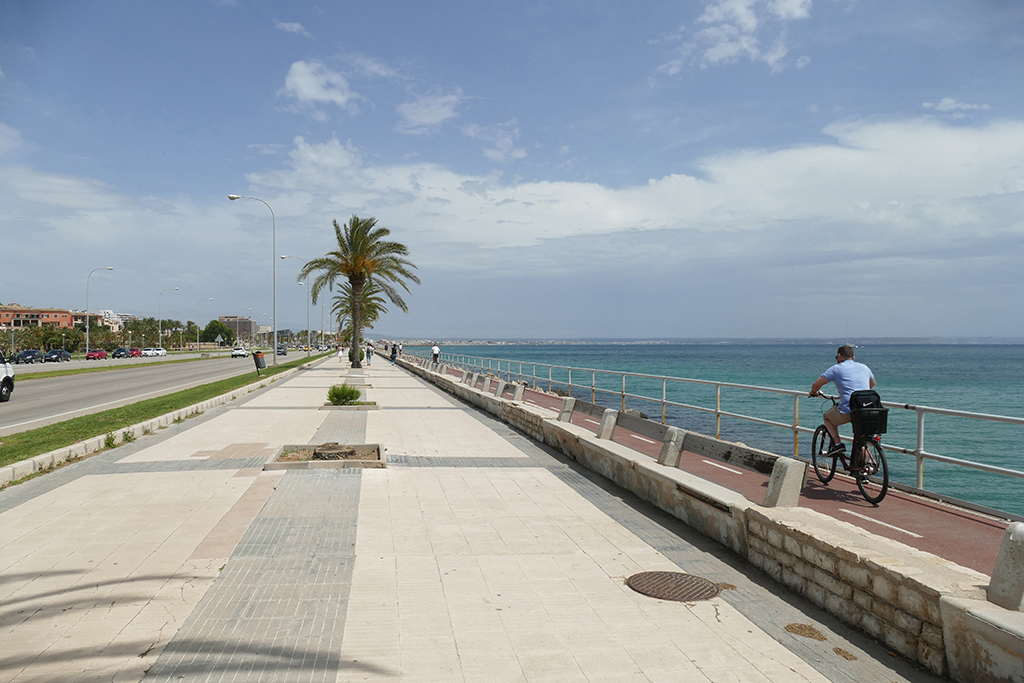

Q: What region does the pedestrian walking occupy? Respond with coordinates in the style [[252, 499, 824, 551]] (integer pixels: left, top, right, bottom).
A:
[[391, 346, 397, 365], [431, 343, 440, 363], [366, 342, 373, 366]]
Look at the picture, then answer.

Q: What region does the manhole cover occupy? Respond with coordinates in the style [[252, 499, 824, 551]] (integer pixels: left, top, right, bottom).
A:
[[626, 571, 721, 602]]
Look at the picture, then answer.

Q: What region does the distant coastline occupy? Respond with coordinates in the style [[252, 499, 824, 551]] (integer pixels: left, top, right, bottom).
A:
[[396, 337, 1024, 347]]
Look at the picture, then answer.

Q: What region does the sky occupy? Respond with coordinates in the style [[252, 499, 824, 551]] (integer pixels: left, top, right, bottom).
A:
[[1, 0, 1023, 340]]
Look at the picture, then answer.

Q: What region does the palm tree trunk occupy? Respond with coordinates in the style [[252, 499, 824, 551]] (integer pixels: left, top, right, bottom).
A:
[[350, 278, 364, 368]]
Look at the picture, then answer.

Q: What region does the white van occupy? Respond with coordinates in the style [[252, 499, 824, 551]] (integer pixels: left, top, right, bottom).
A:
[[0, 349, 14, 402]]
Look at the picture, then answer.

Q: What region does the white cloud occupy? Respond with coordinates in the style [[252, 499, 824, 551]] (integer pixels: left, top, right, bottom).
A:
[[347, 54, 400, 79], [396, 88, 466, 135], [0, 122, 24, 158], [657, 0, 813, 75], [278, 60, 364, 120], [923, 98, 990, 119], [274, 21, 312, 38], [462, 121, 527, 163]]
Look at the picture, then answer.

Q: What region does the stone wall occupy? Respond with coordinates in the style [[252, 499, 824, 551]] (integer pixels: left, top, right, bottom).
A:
[[401, 357, 1024, 682]]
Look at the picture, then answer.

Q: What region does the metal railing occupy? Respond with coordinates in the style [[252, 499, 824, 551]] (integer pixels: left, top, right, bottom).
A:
[[413, 350, 1024, 497]]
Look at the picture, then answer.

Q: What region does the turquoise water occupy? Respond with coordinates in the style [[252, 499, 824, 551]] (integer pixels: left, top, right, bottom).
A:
[[433, 343, 1024, 517]]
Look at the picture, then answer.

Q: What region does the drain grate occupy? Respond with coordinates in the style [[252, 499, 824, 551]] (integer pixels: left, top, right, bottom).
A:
[[626, 571, 722, 602]]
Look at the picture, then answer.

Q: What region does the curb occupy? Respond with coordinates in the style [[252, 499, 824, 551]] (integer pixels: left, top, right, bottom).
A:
[[0, 357, 326, 487]]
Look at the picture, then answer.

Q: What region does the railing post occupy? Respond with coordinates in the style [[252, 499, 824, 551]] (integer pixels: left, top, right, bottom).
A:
[[715, 384, 722, 439], [621, 373, 626, 411], [916, 407, 926, 489], [548, 366, 552, 392], [591, 371, 596, 403], [568, 368, 573, 398], [793, 394, 800, 458], [662, 379, 667, 425]]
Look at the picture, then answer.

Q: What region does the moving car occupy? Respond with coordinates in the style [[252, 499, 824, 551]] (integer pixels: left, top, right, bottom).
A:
[[12, 349, 44, 364], [112, 347, 131, 358], [0, 349, 13, 402], [44, 349, 72, 363], [231, 347, 249, 358], [154, 347, 168, 356], [276, 345, 287, 356], [129, 347, 142, 357], [85, 348, 107, 360], [141, 348, 156, 357]]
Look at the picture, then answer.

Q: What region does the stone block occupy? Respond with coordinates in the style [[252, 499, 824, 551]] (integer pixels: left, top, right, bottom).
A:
[[916, 641, 947, 677], [802, 545, 837, 575], [11, 459, 35, 480], [882, 622, 918, 660], [657, 426, 684, 467], [826, 592, 864, 624], [920, 621, 944, 649], [872, 575, 897, 603], [748, 518, 765, 539], [781, 567, 807, 594], [0, 466, 13, 486], [861, 612, 884, 639], [806, 582, 827, 607], [767, 528, 784, 550], [838, 560, 871, 589], [894, 609, 923, 635], [989, 522, 1024, 611], [558, 397, 576, 422], [813, 567, 853, 599], [513, 384, 526, 401], [597, 409, 617, 440], [872, 600, 896, 623], [762, 456, 806, 507], [899, 585, 940, 624], [33, 453, 56, 471], [853, 589, 873, 612]]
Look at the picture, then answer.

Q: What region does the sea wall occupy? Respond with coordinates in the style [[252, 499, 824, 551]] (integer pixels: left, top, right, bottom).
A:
[[402, 357, 1024, 682]]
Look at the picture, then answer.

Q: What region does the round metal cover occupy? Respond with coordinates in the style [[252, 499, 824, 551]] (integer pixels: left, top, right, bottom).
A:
[[626, 571, 721, 602]]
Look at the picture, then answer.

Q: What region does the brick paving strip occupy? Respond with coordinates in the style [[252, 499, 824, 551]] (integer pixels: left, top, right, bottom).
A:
[[0, 360, 944, 682]]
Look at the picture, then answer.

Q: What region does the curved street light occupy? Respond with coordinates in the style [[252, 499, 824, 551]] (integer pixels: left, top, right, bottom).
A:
[[86, 267, 114, 356], [228, 195, 277, 363], [281, 255, 311, 357], [196, 298, 213, 349], [158, 286, 178, 351]]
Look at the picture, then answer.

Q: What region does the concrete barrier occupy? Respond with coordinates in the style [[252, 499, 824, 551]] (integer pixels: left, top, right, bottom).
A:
[[399, 357, 1023, 681]]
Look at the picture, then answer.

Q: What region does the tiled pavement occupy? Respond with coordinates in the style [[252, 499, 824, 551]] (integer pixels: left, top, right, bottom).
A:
[[0, 359, 942, 682]]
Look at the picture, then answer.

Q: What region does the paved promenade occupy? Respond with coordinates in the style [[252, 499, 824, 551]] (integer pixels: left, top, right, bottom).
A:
[[0, 359, 943, 682]]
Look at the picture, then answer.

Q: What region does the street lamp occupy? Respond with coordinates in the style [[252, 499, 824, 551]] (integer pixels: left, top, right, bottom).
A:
[[229, 195, 277, 363], [236, 307, 252, 344], [158, 286, 178, 353], [196, 298, 213, 349], [86, 266, 113, 356], [281, 255, 310, 356]]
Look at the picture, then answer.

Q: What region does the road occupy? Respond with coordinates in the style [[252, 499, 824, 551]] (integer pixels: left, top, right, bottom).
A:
[[0, 356, 264, 437]]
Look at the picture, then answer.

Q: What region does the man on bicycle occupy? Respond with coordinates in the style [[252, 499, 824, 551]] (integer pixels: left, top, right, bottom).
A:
[[809, 345, 876, 457]]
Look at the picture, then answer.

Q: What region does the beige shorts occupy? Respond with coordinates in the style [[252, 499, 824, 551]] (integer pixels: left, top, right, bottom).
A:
[[825, 405, 852, 426]]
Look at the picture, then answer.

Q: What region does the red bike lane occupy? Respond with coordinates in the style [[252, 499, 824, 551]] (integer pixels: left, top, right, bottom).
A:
[[448, 367, 1008, 576]]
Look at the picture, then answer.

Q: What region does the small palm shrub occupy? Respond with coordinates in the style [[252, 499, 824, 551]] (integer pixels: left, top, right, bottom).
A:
[[327, 383, 362, 406]]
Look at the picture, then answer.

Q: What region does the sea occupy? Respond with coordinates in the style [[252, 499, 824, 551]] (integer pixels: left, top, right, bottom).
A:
[[432, 342, 1024, 518]]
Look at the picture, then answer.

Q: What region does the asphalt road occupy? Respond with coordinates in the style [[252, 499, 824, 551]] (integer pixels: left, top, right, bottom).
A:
[[0, 355, 267, 437]]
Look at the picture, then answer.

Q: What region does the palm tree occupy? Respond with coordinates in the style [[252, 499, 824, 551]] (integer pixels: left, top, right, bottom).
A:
[[332, 281, 388, 338], [300, 215, 419, 368]]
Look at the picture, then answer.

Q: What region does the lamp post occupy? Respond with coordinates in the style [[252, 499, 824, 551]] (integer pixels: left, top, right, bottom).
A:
[[86, 266, 114, 356], [228, 195, 277, 364], [62, 332, 66, 351], [196, 298, 213, 349], [280, 255, 310, 357], [158, 286, 178, 353], [236, 307, 252, 344]]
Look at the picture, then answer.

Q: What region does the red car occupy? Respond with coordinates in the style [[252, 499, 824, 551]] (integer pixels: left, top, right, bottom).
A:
[[85, 348, 107, 360], [129, 347, 142, 357]]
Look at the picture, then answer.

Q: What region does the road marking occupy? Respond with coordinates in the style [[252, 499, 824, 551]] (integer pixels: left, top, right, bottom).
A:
[[839, 509, 922, 538], [702, 460, 743, 475], [584, 418, 601, 425], [629, 434, 657, 444]]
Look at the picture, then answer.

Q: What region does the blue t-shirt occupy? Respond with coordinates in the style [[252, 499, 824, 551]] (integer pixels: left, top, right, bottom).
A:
[[821, 360, 874, 413]]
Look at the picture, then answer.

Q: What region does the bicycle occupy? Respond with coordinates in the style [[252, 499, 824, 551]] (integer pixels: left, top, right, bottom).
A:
[[810, 394, 890, 505]]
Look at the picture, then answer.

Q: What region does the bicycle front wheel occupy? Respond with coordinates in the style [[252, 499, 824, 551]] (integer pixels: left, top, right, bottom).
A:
[[856, 440, 889, 505], [811, 425, 837, 483]]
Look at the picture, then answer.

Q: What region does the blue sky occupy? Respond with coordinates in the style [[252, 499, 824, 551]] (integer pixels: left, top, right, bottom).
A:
[[2, 0, 1023, 340]]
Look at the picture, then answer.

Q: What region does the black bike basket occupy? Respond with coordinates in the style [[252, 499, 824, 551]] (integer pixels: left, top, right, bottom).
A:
[[852, 407, 888, 435], [849, 389, 887, 435]]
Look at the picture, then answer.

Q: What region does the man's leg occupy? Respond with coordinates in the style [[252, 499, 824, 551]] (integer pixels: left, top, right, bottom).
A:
[[823, 405, 851, 453]]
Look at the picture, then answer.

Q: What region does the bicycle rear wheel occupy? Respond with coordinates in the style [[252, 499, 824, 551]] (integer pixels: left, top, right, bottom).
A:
[[856, 439, 889, 505], [811, 425, 837, 483]]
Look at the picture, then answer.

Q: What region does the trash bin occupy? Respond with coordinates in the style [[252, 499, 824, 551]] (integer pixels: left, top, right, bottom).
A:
[[253, 351, 266, 374]]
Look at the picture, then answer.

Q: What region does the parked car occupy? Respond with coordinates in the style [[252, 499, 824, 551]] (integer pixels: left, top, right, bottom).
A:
[[0, 350, 13, 402], [231, 347, 249, 358], [12, 349, 44, 364], [85, 348, 107, 360], [129, 347, 142, 357], [154, 347, 167, 356], [44, 349, 72, 363], [141, 348, 156, 357], [112, 347, 131, 358]]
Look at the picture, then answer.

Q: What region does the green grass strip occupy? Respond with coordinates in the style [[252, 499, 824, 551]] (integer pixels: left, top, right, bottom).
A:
[[0, 353, 330, 468]]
